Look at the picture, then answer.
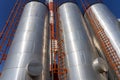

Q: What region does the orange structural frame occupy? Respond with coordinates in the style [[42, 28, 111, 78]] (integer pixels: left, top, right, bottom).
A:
[[48, 1, 67, 80]]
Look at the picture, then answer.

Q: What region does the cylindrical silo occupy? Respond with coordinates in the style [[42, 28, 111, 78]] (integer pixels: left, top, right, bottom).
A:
[[0, 1, 49, 80], [58, 2, 102, 80], [84, 3, 120, 79], [118, 19, 120, 26]]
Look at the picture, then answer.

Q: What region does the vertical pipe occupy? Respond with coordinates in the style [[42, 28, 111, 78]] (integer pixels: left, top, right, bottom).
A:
[[48, 0, 56, 80]]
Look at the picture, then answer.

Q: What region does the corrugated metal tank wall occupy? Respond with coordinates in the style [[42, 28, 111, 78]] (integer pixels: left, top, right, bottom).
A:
[[0, 1, 49, 80]]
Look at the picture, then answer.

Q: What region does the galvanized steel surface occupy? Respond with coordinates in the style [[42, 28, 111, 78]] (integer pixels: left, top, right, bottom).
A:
[[0, 1, 49, 80], [85, 3, 120, 57], [84, 3, 120, 79], [118, 19, 120, 26], [58, 2, 100, 80]]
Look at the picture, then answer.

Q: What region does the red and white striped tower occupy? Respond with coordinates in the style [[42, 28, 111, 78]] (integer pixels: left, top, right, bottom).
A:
[[47, 0, 56, 71], [47, 0, 59, 79]]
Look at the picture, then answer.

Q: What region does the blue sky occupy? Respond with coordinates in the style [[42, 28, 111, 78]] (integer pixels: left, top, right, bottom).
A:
[[0, 0, 119, 73], [103, 0, 120, 19], [0, 0, 15, 30], [0, 0, 120, 31]]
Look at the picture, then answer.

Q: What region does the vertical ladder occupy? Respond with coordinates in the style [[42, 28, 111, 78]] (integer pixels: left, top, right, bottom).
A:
[[86, 8, 120, 80], [56, 10, 67, 80]]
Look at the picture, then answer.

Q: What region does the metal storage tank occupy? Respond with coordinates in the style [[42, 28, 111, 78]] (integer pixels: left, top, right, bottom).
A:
[[84, 3, 120, 79], [0, 1, 49, 80], [118, 19, 120, 26], [58, 2, 103, 80], [118, 19, 120, 22]]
